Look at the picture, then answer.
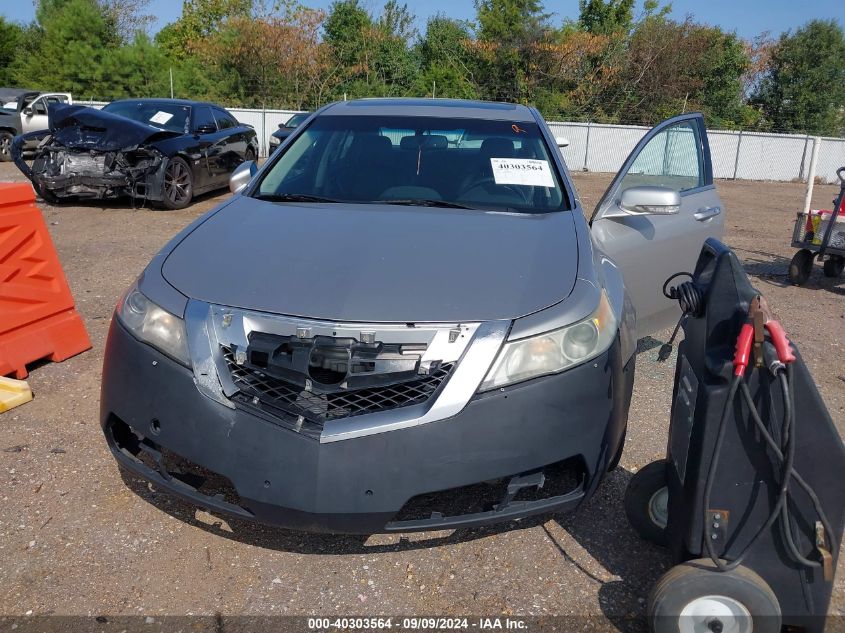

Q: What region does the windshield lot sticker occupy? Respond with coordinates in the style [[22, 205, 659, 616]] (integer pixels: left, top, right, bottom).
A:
[[490, 158, 555, 187], [150, 111, 174, 125]]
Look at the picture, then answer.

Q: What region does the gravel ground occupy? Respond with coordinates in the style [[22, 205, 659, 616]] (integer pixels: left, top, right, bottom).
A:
[[0, 162, 842, 629]]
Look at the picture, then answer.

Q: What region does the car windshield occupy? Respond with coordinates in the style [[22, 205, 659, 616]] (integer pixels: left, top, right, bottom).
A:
[[286, 113, 309, 128], [101, 101, 190, 133], [255, 114, 567, 213]]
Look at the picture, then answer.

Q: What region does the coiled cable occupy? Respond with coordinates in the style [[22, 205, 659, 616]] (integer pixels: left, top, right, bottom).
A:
[[658, 272, 704, 361]]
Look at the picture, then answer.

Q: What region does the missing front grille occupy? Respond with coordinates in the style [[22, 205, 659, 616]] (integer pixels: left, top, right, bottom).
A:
[[222, 346, 454, 433]]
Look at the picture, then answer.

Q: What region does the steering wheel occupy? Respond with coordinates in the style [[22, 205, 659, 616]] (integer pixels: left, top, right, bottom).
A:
[[457, 175, 529, 205]]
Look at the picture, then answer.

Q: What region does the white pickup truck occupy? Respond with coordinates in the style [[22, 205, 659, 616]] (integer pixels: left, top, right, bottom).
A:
[[0, 90, 73, 161]]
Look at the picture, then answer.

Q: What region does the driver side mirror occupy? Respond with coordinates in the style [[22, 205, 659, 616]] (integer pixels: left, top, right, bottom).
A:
[[229, 160, 257, 194], [615, 186, 681, 217], [555, 136, 570, 148], [22, 106, 33, 116]]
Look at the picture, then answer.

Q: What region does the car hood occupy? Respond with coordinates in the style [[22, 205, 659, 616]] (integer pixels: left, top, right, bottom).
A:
[[161, 197, 580, 323], [46, 103, 181, 151]]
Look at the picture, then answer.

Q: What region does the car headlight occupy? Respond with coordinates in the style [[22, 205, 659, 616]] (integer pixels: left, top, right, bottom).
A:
[[479, 291, 617, 391], [116, 286, 190, 367], [269, 135, 280, 145]]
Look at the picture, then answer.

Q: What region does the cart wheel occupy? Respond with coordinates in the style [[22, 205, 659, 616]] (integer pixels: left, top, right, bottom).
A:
[[823, 256, 844, 278], [788, 249, 814, 285], [649, 559, 781, 633], [624, 460, 668, 546]]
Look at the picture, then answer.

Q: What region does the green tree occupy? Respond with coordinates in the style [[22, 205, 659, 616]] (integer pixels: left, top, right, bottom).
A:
[[473, 0, 551, 102], [155, 0, 253, 58], [0, 18, 25, 86], [379, 0, 416, 41], [101, 33, 171, 99], [323, 0, 372, 70], [323, 0, 416, 98], [100, 0, 155, 43], [578, 0, 634, 35], [753, 19, 845, 135], [413, 16, 478, 98], [16, 0, 118, 95]]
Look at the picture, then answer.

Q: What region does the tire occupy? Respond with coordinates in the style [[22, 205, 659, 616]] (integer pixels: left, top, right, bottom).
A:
[[244, 147, 257, 163], [823, 256, 844, 278], [788, 249, 814, 285], [0, 130, 13, 162], [160, 157, 193, 210], [624, 459, 668, 546], [649, 559, 781, 633], [608, 427, 627, 472]]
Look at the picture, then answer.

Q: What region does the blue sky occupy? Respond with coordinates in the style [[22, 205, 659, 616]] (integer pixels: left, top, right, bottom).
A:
[[1, 0, 841, 39]]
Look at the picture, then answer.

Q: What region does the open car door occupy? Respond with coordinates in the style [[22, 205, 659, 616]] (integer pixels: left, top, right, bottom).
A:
[[590, 113, 724, 338], [21, 93, 73, 134]]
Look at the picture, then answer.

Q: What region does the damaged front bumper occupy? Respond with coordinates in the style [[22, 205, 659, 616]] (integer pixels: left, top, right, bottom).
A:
[[100, 313, 633, 534], [12, 130, 167, 202]]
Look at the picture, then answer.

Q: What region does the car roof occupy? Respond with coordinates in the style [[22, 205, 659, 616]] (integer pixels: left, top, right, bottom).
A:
[[321, 98, 537, 122], [106, 98, 224, 109]]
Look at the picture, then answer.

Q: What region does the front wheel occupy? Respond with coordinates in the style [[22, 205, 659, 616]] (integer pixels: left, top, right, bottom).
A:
[[624, 459, 668, 546], [649, 559, 781, 633], [823, 255, 844, 278], [788, 249, 814, 285], [160, 157, 193, 210], [0, 131, 14, 162]]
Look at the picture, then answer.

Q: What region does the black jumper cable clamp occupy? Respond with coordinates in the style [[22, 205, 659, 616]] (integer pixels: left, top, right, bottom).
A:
[[623, 238, 844, 633]]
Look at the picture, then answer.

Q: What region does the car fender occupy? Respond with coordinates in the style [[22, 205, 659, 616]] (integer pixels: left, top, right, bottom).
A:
[[136, 195, 239, 318]]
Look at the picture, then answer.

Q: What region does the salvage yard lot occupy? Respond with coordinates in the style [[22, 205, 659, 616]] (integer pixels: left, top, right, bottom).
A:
[[1, 162, 843, 626]]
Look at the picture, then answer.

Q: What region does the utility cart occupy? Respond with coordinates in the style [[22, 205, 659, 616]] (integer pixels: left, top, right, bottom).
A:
[[788, 166, 845, 285]]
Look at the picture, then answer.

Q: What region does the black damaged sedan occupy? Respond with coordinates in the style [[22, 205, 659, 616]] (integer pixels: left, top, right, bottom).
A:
[[13, 98, 258, 209]]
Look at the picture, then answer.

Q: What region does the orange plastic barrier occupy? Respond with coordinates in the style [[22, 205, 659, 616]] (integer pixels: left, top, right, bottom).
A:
[[0, 183, 91, 379]]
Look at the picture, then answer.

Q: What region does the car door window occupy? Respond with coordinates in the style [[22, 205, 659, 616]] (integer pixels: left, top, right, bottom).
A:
[[618, 121, 703, 194], [193, 106, 217, 133], [213, 108, 237, 130], [31, 98, 47, 115]]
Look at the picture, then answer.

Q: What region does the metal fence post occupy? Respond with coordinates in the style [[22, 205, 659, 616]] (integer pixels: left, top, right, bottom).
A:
[[261, 106, 267, 158], [732, 130, 743, 180], [583, 121, 591, 172], [803, 137, 821, 214], [798, 134, 810, 182]]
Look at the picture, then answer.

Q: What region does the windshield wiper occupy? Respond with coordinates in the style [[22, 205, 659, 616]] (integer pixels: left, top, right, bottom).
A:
[[377, 198, 477, 210], [253, 193, 342, 203]]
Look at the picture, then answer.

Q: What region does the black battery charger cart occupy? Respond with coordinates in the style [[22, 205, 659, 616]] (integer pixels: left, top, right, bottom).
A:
[[624, 239, 845, 633]]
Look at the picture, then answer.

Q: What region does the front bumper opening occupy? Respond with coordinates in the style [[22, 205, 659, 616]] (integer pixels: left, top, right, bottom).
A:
[[107, 415, 251, 517], [386, 456, 587, 531]]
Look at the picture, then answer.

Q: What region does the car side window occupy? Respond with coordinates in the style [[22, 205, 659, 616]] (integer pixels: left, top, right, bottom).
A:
[[618, 121, 703, 193], [193, 106, 217, 133], [31, 98, 47, 115], [213, 108, 237, 130]]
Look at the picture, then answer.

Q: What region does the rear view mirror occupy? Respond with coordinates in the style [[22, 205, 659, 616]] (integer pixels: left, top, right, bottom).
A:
[[618, 186, 680, 216], [229, 160, 257, 195], [555, 137, 570, 148], [22, 106, 33, 116]]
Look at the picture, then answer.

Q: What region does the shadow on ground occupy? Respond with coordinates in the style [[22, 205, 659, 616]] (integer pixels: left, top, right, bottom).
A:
[[121, 464, 669, 631], [734, 246, 844, 295]]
